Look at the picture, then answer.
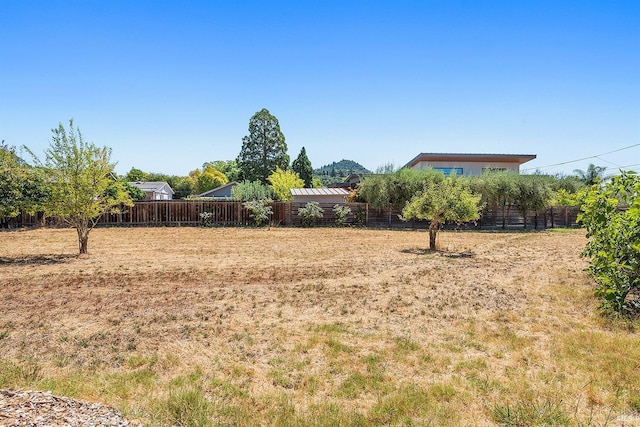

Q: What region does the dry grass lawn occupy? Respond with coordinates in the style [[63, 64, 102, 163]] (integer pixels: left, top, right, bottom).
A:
[[1, 226, 639, 426]]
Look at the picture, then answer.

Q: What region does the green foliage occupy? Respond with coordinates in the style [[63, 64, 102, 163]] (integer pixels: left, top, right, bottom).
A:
[[333, 204, 351, 226], [268, 166, 304, 201], [578, 171, 640, 315], [243, 199, 273, 226], [574, 163, 607, 186], [292, 147, 313, 188], [43, 119, 133, 254], [357, 168, 445, 209], [299, 201, 324, 227], [401, 178, 483, 250], [0, 144, 49, 220], [204, 160, 241, 182], [237, 108, 289, 183], [231, 180, 274, 202], [122, 182, 146, 201], [190, 164, 228, 194], [512, 174, 553, 228], [124, 167, 148, 182]]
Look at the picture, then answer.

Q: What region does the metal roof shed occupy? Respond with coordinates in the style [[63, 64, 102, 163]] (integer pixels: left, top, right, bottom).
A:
[[290, 188, 349, 204]]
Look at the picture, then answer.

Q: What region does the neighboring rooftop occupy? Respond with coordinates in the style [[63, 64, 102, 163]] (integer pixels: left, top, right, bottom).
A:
[[403, 153, 537, 169], [290, 188, 350, 197]]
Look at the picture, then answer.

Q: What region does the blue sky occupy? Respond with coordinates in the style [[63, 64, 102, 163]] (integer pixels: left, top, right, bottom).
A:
[[1, 0, 638, 177]]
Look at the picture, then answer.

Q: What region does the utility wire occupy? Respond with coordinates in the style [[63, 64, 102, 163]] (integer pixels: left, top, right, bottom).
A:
[[521, 143, 640, 172]]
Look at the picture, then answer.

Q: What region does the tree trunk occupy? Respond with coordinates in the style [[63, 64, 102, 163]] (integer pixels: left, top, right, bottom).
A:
[[76, 222, 90, 254], [429, 223, 438, 250]]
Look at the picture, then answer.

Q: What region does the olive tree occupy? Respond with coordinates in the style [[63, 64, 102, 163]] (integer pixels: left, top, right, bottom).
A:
[[43, 120, 132, 254], [401, 178, 483, 250]]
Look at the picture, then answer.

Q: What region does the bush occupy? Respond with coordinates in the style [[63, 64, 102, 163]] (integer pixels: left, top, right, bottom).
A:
[[199, 212, 214, 227], [333, 204, 351, 226], [243, 199, 273, 226], [579, 171, 640, 315], [299, 202, 323, 227]]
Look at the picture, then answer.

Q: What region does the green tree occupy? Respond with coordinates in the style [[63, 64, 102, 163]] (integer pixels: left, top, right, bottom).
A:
[[231, 180, 274, 202], [574, 164, 607, 186], [401, 178, 483, 250], [124, 167, 148, 182], [205, 160, 241, 182], [43, 120, 133, 254], [512, 174, 553, 228], [268, 166, 304, 201], [578, 171, 640, 314], [0, 143, 49, 221], [476, 171, 518, 229], [237, 108, 289, 183], [190, 164, 228, 194], [356, 168, 444, 209], [123, 182, 147, 201], [292, 147, 313, 188]]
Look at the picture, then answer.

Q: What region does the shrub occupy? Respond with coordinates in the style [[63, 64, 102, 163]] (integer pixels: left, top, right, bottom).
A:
[[299, 202, 323, 227], [333, 204, 351, 226], [199, 212, 213, 227], [243, 199, 272, 226], [578, 171, 640, 315]]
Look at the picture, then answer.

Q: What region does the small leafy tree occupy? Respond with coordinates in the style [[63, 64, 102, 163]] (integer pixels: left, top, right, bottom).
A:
[[243, 199, 273, 226], [512, 174, 553, 228], [42, 120, 133, 254], [401, 178, 483, 250], [333, 204, 351, 226], [299, 201, 324, 227], [268, 166, 304, 201], [578, 171, 640, 315]]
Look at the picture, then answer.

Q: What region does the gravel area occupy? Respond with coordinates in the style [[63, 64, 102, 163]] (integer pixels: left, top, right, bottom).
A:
[[0, 389, 141, 427]]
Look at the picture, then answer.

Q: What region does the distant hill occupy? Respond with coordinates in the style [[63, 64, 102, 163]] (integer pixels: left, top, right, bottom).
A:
[[313, 159, 371, 186]]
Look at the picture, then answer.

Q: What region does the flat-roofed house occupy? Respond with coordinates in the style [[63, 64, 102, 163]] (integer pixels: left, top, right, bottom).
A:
[[404, 153, 536, 176], [129, 181, 174, 200]]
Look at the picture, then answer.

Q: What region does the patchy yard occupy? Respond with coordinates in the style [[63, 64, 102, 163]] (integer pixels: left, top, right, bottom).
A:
[[0, 227, 638, 426]]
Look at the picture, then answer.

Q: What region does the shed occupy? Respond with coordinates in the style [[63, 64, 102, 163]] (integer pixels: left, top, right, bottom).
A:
[[290, 188, 349, 204], [129, 181, 174, 200], [197, 181, 239, 199]]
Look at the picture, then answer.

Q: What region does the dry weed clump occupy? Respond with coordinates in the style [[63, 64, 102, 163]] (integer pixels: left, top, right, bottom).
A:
[[1, 227, 639, 426]]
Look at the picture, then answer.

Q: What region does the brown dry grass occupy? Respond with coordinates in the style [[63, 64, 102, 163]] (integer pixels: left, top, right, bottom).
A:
[[1, 227, 639, 426]]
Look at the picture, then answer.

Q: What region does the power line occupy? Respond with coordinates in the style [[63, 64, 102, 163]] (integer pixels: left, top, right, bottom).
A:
[[521, 143, 640, 172]]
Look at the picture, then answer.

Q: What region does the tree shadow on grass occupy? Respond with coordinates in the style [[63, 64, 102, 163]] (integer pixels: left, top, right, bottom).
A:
[[400, 247, 474, 258], [0, 254, 77, 266]]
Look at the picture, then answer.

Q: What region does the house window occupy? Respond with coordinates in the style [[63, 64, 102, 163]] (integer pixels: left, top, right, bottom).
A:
[[434, 167, 463, 176], [482, 167, 507, 173]]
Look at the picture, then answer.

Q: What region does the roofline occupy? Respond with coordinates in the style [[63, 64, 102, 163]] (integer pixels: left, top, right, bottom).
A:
[[196, 181, 239, 197], [403, 153, 537, 169]]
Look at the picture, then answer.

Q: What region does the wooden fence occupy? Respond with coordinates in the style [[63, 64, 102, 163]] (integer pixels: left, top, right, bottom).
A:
[[3, 201, 580, 230]]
